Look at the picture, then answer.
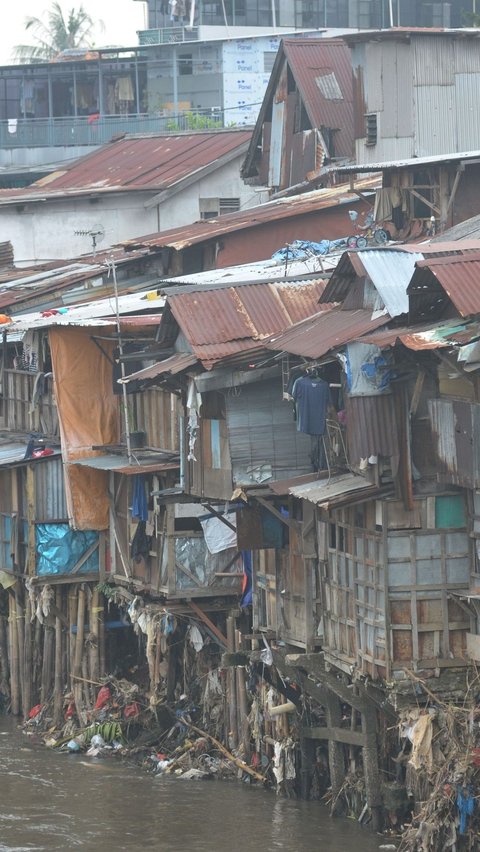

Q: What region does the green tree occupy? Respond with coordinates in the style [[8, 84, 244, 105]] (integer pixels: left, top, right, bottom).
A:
[[14, 2, 102, 63]]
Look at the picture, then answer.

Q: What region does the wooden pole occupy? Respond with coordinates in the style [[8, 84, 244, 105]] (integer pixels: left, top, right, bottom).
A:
[[40, 626, 54, 707], [235, 629, 250, 759], [0, 605, 10, 700], [23, 595, 32, 719], [15, 589, 25, 717], [9, 592, 20, 715], [89, 586, 100, 686], [98, 594, 106, 677], [73, 585, 87, 725], [226, 616, 238, 750], [54, 587, 63, 727]]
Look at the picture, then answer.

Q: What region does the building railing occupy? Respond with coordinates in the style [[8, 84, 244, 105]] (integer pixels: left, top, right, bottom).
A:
[[0, 110, 227, 149], [138, 27, 199, 44]]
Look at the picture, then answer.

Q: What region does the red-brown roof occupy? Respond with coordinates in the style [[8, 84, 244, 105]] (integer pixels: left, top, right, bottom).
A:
[[265, 307, 389, 359], [0, 130, 252, 203], [121, 176, 380, 252], [282, 39, 354, 161], [166, 279, 327, 368], [409, 252, 480, 318]]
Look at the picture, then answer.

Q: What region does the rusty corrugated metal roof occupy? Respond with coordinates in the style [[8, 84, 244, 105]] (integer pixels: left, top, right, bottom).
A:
[[283, 39, 354, 161], [360, 318, 480, 350], [410, 252, 480, 317], [121, 176, 380, 252], [165, 279, 326, 368], [120, 353, 197, 384], [0, 131, 252, 203], [265, 307, 388, 359]]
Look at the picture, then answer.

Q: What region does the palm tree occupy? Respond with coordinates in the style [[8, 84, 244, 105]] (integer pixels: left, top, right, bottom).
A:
[[14, 3, 102, 63]]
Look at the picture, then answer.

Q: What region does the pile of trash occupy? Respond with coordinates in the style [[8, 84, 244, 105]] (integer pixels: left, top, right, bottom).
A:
[[22, 674, 268, 786], [396, 700, 480, 851]]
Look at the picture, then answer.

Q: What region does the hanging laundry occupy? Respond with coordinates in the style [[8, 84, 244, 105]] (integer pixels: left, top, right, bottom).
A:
[[131, 474, 148, 522], [292, 375, 331, 435]]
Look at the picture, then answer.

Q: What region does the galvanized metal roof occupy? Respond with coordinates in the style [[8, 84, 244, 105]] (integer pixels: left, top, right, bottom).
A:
[[358, 249, 423, 317], [72, 456, 179, 474], [288, 472, 375, 506], [0, 131, 252, 203], [335, 149, 480, 173], [166, 279, 326, 367], [121, 176, 380, 252], [265, 307, 388, 359], [410, 252, 480, 317]]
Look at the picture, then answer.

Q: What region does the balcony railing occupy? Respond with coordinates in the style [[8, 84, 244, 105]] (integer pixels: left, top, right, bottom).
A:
[[0, 111, 226, 149], [138, 26, 199, 44]]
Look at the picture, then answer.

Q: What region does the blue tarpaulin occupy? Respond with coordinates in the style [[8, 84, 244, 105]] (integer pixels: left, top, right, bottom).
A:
[[36, 524, 99, 576], [272, 239, 347, 262]]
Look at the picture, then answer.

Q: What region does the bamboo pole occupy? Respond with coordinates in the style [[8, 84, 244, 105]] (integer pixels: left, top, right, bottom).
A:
[[235, 629, 250, 759], [15, 589, 25, 717], [0, 606, 10, 700], [73, 585, 87, 725], [23, 596, 32, 719], [68, 588, 77, 685], [180, 718, 266, 784], [40, 626, 54, 707], [54, 587, 63, 727], [98, 594, 106, 677], [89, 586, 100, 686], [33, 617, 42, 702], [226, 616, 238, 750], [9, 592, 20, 715]]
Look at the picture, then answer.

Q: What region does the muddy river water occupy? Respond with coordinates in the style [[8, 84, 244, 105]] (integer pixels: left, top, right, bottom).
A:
[[0, 717, 392, 852]]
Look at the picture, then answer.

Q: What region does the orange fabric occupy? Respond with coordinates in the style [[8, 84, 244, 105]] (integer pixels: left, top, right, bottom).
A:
[[49, 326, 120, 530]]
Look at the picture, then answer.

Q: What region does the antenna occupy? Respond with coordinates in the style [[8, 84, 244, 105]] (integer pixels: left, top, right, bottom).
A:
[[74, 224, 105, 257]]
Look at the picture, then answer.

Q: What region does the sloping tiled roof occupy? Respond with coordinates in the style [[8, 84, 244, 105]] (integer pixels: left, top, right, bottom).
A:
[[0, 130, 252, 203]]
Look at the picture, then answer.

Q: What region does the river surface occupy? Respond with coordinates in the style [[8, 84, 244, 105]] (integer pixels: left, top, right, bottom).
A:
[[0, 717, 392, 852]]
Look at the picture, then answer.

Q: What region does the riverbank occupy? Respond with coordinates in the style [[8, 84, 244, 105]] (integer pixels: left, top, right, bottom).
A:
[[0, 715, 386, 852]]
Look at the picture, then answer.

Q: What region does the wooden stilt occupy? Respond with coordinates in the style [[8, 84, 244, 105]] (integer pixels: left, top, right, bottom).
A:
[[9, 592, 20, 715], [226, 616, 238, 750], [98, 594, 106, 677], [325, 691, 345, 815], [54, 587, 63, 727], [235, 630, 250, 759], [15, 589, 25, 717], [0, 605, 10, 700], [40, 625, 54, 707], [73, 585, 87, 725], [23, 596, 32, 719]]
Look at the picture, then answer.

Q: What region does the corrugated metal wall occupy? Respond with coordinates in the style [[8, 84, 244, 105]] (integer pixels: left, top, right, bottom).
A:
[[225, 378, 313, 485], [429, 398, 480, 488], [355, 35, 480, 162], [35, 457, 68, 521]]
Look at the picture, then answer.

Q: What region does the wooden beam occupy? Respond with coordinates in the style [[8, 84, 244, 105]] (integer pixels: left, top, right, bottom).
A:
[[408, 188, 440, 216], [255, 496, 291, 528], [446, 163, 464, 214], [301, 725, 367, 747], [188, 600, 227, 647], [202, 503, 237, 533]]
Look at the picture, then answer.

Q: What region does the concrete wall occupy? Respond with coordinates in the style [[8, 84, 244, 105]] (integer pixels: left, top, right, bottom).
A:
[[2, 155, 262, 262]]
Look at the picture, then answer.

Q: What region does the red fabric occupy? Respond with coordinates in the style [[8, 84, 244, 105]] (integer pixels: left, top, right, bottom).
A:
[[123, 701, 141, 719], [28, 704, 42, 719], [94, 685, 111, 710]]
